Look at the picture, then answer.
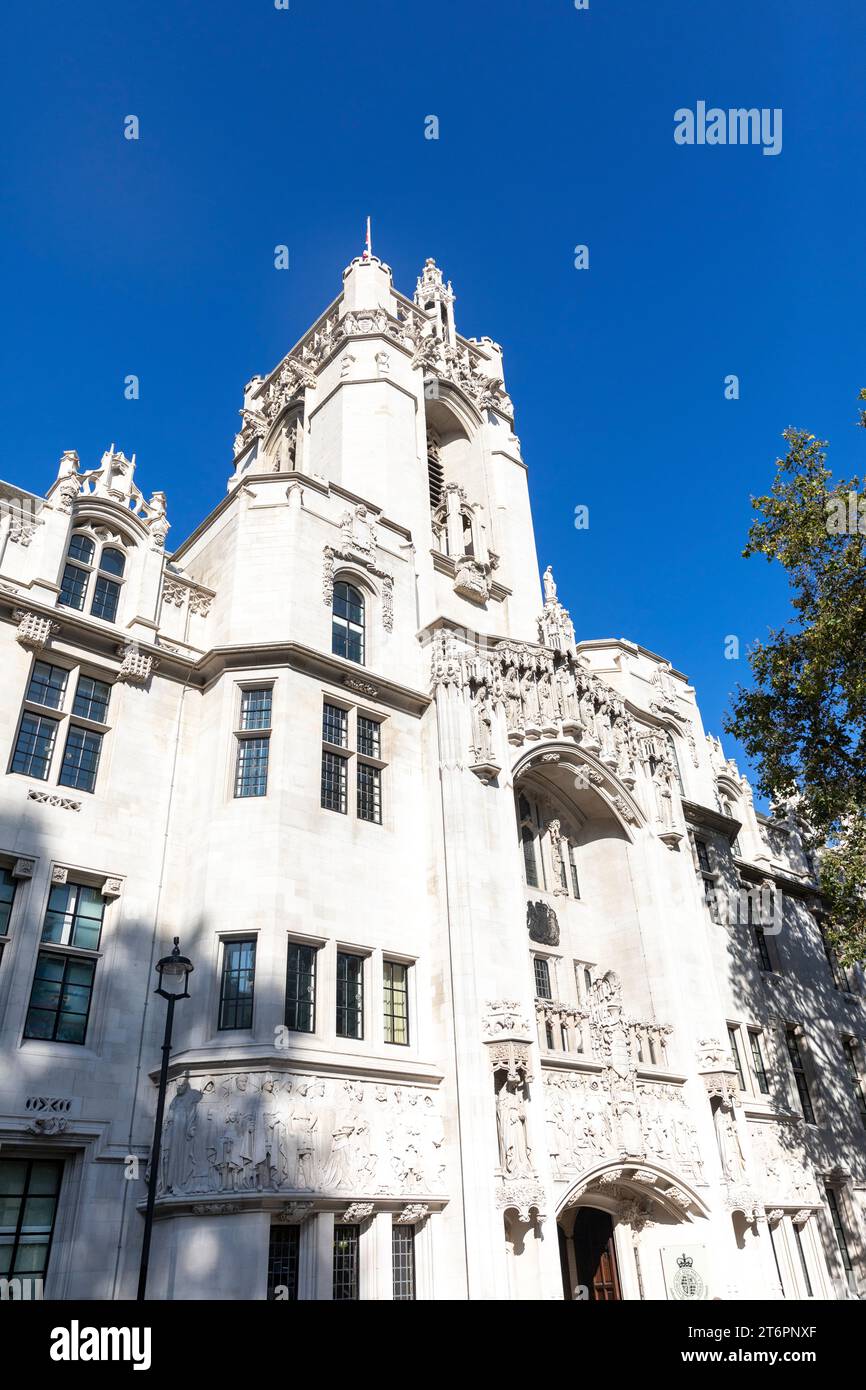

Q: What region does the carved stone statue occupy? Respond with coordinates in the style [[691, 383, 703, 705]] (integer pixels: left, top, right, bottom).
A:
[[713, 1099, 747, 1182], [520, 668, 540, 726], [472, 683, 495, 760], [496, 1077, 533, 1176], [503, 665, 522, 730], [543, 565, 557, 602]]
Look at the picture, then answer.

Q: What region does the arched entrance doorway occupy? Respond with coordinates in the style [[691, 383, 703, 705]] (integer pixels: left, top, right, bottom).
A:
[[555, 1160, 711, 1301]]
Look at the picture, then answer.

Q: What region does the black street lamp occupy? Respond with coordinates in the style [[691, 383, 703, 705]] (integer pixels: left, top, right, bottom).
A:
[[137, 937, 193, 1302]]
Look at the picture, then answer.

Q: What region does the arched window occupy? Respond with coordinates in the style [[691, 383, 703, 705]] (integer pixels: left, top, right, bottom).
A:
[[516, 788, 583, 899], [332, 581, 365, 665], [518, 793, 542, 889], [59, 533, 127, 624]]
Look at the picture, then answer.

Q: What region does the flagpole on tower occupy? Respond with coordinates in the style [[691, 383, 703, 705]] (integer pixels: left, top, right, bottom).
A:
[[364, 216, 372, 261]]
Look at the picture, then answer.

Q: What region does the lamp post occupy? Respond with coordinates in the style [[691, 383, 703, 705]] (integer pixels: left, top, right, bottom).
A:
[[137, 937, 193, 1302]]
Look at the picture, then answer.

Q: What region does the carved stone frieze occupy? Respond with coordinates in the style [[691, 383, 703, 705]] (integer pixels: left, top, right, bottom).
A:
[[155, 1071, 446, 1202]]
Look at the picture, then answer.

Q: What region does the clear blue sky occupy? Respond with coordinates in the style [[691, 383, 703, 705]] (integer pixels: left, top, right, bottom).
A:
[[3, 1, 864, 797]]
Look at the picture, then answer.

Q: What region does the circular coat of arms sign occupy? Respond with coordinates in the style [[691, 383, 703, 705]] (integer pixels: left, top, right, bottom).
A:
[[671, 1251, 706, 1300]]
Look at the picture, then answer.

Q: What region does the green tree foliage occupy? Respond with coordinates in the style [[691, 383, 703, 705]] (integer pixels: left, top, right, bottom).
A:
[[725, 392, 866, 964]]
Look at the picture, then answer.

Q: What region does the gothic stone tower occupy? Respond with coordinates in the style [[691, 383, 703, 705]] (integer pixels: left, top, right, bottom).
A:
[[0, 252, 863, 1301]]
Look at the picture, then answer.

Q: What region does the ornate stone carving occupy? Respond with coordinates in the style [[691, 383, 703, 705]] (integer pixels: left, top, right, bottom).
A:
[[116, 643, 157, 685], [162, 579, 187, 608], [344, 678, 379, 698], [12, 858, 35, 879], [155, 1071, 447, 1201], [341, 1202, 374, 1223], [102, 877, 123, 899], [495, 1176, 546, 1223], [187, 587, 214, 617], [527, 900, 559, 946], [51, 866, 69, 885], [397, 1204, 429, 1225], [482, 1001, 531, 1038], [273, 1202, 315, 1224], [14, 610, 61, 651], [191, 1203, 240, 1216], [323, 508, 394, 631], [27, 790, 81, 811], [24, 1117, 69, 1136]]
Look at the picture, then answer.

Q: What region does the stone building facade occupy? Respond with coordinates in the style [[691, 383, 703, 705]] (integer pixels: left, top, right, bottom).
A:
[[0, 252, 864, 1301]]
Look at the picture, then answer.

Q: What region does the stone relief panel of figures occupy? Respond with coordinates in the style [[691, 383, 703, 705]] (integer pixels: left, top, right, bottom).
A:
[[747, 1123, 821, 1207], [543, 1071, 705, 1186], [156, 1071, 446, 1201], [430, 630, 640, 786]]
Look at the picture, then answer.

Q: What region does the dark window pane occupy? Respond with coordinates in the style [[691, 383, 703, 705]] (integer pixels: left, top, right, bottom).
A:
[[695, 840, 711, 873], [42, 882, 105, 950], [59, 563, 89, 611], [91, 576, 120, 622], [336, 952, 364, 1039], [26, 662, 68, 710], [534, 957, 552, 1000], [0, 869, 16, 935], [521, 827, 538, 888], [786, 1028, 816, 1124], [240, 688, 272, 731], [72, 675, 111, 723], [383, 960, 409, 1044], [357, 717, 381, 759], [99, 547, 126, 577], [67, 535, 95, 565], [825, 1186, 854, 1282], [331, 582, 365, 664], [235, 737, 269, 797], [11, 713, 58, 780], [24, 953, 95, 1044], [357, 762, 381, 823], [58, 726, 103, 793], [333, 1224, 359, 1301], [727, 1026, 746, 1090], [0, 1157, 63, 1295], [749, 1031, 770, 1094], [322, 703, 348, 748], [392, 1225, 416, 1300], [321, 750, 347, 813], [569, 848, 580, 899], [267, 1225, 299, 1300], [285, 943, 317, 1033], [219, 939, 256, 1030]]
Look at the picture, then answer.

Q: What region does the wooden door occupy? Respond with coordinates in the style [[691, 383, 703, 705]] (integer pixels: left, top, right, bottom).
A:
[[572, 1207, 622, 1301]]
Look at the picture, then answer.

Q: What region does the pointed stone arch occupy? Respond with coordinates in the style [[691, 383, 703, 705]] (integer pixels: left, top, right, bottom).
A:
[[556, 1156, 711, 1223], [512, 741, 646, 842]]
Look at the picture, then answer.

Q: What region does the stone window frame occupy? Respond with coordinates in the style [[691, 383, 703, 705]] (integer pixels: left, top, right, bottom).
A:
[[213, 930, 260, 1035], [320, 694, 388, 828], [18, 862, 122, 1056], [783, 1023, 818, 1125], [726, 1019, 771, 1099], [8, 654, 115, 796], [231, 681, 274, 800], [58, 525, 130, 628]]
